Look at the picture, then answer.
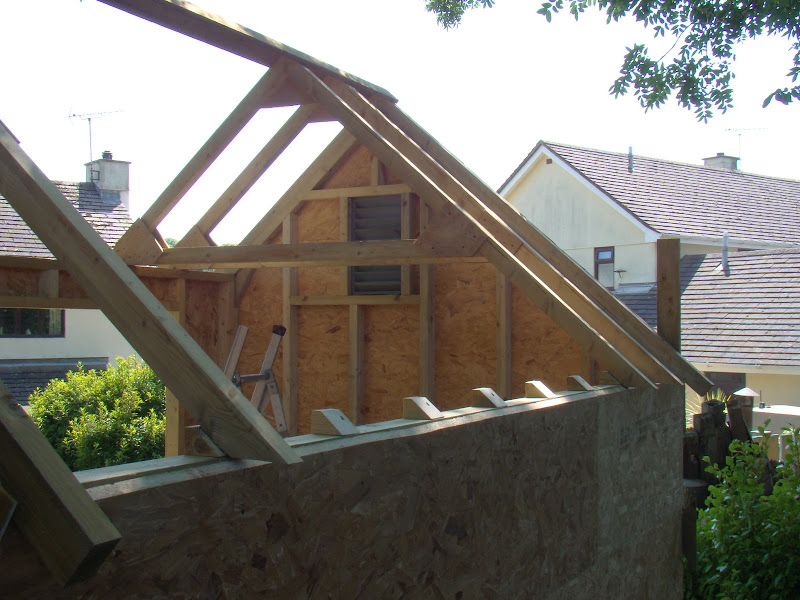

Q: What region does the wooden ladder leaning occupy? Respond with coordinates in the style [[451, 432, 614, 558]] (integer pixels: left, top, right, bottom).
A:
[[224, 324, 288, 436]]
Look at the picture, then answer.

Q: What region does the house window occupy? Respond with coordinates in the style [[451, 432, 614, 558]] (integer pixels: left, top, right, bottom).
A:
[[349, 194, 402, 295], [0, 308, 64, 337], [594, 246, 615, 289]]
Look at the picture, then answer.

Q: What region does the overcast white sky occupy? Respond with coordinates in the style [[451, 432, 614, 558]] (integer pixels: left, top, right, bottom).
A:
[[2, 0, 798, 242]]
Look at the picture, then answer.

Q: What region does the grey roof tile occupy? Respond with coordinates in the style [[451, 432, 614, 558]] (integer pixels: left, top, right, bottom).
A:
[[616, 249, 800, 368], [0, 181, 131, 259], [521, 142, 800, 245]]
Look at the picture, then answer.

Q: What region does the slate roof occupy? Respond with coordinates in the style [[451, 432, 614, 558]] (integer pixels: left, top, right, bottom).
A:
[[615, 249, 800, 368], [503, 141, 800, 246], [0, 357, 109, 404], [0, 181, 131, 259]]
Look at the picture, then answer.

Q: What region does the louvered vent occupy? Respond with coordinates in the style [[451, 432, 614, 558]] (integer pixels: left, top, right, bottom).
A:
[[350, 195, 401, 295]]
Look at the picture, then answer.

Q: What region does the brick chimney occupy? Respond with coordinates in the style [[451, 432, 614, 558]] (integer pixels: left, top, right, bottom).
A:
[[85, 150, 131, 212], [702, 152, 739, 170]]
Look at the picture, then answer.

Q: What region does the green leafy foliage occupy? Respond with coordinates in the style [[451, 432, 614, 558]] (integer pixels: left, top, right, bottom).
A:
[[425, 0, 800, 120], [685, 425, 800, 599], [28, 356, 166, 471]]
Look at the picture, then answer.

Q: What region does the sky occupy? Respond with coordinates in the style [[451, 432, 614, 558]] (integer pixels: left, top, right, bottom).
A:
[[2, 0, 799, 243]]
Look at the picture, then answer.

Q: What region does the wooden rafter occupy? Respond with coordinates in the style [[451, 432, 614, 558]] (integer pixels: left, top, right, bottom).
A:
[[0, 122, 300, 465], [157, 240, 485, 269], [0, 382, 120, 584], [282, 62, 655, 389], [372, 97, 712, 396], [179, 103, 319, 245], [323, 77, 683, 388], [97, 0, 397, 102], [239, 129, 359, 246], [142, 63, 288, 231]]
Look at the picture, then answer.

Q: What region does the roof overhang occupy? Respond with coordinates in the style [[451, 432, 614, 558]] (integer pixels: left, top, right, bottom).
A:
[[691, 362, 800, 376], [498, 141, 660, 244]]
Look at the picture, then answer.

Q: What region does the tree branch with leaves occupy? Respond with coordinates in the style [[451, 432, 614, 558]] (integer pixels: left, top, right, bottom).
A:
[[425, 0, 800, 120]]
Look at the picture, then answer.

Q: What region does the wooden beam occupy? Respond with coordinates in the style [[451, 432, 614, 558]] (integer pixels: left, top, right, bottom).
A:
[[348, 304, 365, 424], [164, 299, 187, 458], [0, 382, 120, 584], [158, 240, 485, 269], [290, 294, 420, 306], [496, 272, 512, 399], [284, 65, 658, 390], [282, 214, 299, 435], [657, 238, 681, 351], [239, 129, 359, 246], [98, 0, 398, 102], [400, 192, 413, 295], [0, 255, 60, 270], [0, 295, 96, 309], [132, 266, 234, 282], [373, 97, 712, 395], [141, 64, 288, 230], [187, 103, 317, 240], [303, 183, 411, 201], [0, 121, 300, 465], [339, 195, 350, 295], [419, 202, 435, 400]]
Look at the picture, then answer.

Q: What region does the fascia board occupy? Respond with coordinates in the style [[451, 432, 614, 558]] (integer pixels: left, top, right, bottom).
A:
[[692, 362, 800, 376]]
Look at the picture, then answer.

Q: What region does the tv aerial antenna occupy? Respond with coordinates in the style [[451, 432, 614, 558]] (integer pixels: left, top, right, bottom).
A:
[[67, 109, 122, 164], [725, 127, 767, 169]]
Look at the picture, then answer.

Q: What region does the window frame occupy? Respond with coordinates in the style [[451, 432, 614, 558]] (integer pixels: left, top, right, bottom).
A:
[[594, 246, 615, 289], [0, 308, 65, 338]]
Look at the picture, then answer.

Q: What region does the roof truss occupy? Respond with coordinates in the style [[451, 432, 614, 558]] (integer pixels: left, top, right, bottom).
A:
[[103, 0, 709, 396]]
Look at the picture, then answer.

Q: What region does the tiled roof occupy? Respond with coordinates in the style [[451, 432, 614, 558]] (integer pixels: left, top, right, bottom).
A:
[[0, 357, 109, 404], [615, 249, 800, 368], [513, 141, 800, 246], [0, 181, 131, 259]]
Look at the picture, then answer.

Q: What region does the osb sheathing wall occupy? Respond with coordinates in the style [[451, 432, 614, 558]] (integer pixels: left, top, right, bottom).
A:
[[0, 384, 684, 599], [237, 145, 582, 432]]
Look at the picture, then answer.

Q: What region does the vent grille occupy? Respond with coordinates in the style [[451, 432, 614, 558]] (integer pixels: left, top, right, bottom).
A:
[[350, 195, 401, 295]]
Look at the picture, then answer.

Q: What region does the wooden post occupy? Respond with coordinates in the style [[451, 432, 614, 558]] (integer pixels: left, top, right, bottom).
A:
[[419, 202, 435, 400], [496, 272, 512, 399], [400, 192, 413, 295], [348, 304, 365, 424], [340, 195, 350, 295], [164, 285, 187, 457], [282, 214, 299, 435], [657, 238, 681, 351]]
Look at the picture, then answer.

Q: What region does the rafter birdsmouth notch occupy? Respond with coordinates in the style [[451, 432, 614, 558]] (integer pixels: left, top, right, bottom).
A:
[[403, 396, 443, 420], [471, 387, 506, 408], [310, 408, 359, 436], [525, 380, 557, 399]]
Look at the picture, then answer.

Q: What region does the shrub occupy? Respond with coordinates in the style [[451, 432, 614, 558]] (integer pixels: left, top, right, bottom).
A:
[[686, 425, 800, 599], [28, 356, 166, 470]]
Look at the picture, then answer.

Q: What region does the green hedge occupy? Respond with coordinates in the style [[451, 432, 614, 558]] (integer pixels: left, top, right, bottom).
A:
[[28, 356, 166, 471], [686, 426, 800, 599]]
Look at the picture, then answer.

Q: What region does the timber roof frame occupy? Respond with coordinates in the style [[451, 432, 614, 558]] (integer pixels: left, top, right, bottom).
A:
[[0, 0, 713, 584], [103, 0, 710, 396]]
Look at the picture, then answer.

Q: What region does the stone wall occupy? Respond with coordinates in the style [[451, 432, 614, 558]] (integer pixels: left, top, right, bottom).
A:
[[2, 384, 684, 599]]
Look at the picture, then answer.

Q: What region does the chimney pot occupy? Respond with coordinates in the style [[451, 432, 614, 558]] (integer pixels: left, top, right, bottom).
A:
[[102, 150, 113, 160]]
